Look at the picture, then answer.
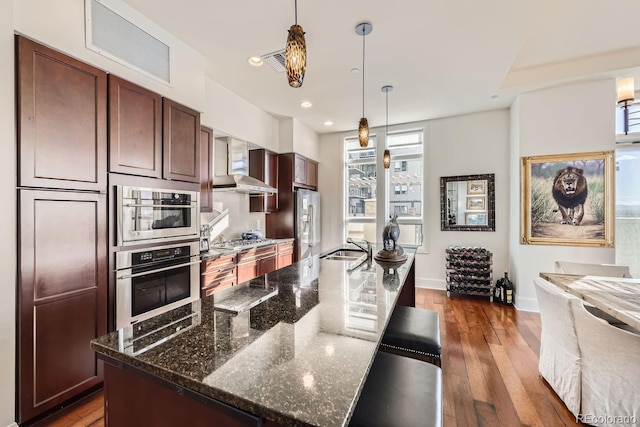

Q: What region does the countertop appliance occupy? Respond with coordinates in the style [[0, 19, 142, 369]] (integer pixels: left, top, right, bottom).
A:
[[115, 241, 200, 329], [295, 189, 321, 261], [116, 185, 199, 246]]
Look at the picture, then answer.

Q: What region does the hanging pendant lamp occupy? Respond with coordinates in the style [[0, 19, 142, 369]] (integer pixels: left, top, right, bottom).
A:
[[382, 85, 393, 168], [286, 0, 306, 88], [356, 22, 372, 147]]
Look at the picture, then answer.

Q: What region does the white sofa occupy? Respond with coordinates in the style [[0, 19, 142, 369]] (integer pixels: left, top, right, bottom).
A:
[[533, 277, 582, 417], [572, 301, 640, 426]]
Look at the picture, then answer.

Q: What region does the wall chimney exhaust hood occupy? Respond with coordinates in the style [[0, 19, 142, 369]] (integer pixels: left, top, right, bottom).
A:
[[212, 137, 278, 194]]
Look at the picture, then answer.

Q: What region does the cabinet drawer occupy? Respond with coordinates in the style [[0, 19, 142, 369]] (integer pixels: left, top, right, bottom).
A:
[[202, 254, 237, 274], [277, 241, 294, 254], [237, 245, 277, 264], [202, 276, 236, 297], [201, 267, 236, 288]]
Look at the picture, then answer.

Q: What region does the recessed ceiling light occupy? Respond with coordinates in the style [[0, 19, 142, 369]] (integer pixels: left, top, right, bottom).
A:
[[351, 68, 359, 74], [324, 121, 333, 126], [300, 101, 313, 108], [248, 56, 263, 67], [490, 94, 498, 99]]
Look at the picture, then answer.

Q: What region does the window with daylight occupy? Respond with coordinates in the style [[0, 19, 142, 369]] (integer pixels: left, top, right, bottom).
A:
[[344, 129, 424, 247], [615, 146, 640, 277]]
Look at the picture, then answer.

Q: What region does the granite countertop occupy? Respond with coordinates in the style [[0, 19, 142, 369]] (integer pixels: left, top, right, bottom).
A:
[[92, 244, 416, 426], [200, 238, 295, 260]]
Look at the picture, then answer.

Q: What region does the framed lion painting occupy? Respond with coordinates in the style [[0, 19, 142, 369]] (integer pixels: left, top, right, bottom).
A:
[[520, 151, 614, 247]]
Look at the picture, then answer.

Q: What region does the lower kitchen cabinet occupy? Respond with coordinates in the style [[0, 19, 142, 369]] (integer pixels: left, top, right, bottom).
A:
[[201, 253, 237, 297], [17, 189, 107, 424], [276, 242, 294, 269], [237, 245, 277, 283]]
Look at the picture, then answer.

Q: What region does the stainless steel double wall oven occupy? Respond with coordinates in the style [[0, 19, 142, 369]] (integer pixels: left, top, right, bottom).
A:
[[114, 185, 200, 329]]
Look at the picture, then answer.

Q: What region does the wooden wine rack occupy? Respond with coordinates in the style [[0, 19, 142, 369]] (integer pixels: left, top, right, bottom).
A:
[[445, 246, 493, 301]]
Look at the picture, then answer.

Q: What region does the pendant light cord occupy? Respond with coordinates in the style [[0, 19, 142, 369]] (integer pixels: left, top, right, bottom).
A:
[[386, 90, 389, 137], [362, 32, 365, 117], [294, 0, 298, 25]]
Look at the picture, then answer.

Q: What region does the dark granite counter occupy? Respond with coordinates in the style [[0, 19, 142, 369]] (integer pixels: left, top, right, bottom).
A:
[[92, 244, 416, 426]]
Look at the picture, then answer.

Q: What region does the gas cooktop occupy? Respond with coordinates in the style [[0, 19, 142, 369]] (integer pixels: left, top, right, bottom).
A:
[[211, 238, 275, 250]]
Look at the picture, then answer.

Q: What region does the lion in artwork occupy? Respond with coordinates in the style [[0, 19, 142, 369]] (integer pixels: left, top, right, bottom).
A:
[[551, 166, 588, 226]]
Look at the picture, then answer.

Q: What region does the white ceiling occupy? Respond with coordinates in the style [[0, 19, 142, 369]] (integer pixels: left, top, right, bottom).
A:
[[122, 0, 640, 134]]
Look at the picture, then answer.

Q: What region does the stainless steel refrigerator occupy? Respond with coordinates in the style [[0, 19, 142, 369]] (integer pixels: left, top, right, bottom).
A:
[[295, 189, 321, 260]]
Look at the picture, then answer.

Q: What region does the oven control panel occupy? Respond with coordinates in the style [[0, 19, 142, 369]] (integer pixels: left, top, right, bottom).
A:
[[132, 245, 189, 266]]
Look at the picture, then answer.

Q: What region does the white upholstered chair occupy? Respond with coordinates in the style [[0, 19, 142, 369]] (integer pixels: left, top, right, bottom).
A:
[[554, 261, 632, 278], [572, 301, 640, 426], [533, 277, 582, 417]]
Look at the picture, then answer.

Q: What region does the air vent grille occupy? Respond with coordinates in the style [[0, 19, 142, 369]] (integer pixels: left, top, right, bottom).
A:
[[262, 49, 286, 73], [87, 0, 170, 83]]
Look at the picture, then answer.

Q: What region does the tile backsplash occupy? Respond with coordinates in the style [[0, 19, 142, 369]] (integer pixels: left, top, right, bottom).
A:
[[201, 191, 265, 241]]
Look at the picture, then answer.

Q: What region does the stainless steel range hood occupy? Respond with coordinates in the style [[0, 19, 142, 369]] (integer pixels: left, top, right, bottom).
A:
[[212, 137, 277, 194]]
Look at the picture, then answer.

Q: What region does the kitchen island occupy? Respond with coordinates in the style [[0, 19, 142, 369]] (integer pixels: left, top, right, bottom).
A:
[[91, 244, 416, 426]]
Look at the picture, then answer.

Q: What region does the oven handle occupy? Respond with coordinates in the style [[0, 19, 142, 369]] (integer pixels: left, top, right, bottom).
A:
[[124, 203, 198, 208], [117, 259, 201, 280]]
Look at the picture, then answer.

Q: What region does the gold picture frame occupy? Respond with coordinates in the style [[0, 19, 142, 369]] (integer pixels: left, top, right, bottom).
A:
[[520, 151, 614, 247], [466, 196, 485, 210], [467, 180, 486, 194]]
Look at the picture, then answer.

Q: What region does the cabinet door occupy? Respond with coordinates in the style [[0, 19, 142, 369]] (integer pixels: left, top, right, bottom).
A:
[[200, 126, 214, 212], [108, 75, 162, 178], [17, 36, 107, 191], [237, 262, 258, 283], [18, 189, 107, 424], [259, 254, 277, 276], [265, 151, 279, 211], [294, 154, 307, 185], [307, 159, 318, 189], [163, 98, 201, 183]]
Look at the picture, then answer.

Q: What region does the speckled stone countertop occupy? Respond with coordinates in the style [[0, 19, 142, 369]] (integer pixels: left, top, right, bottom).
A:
[[200, 238, 295, 260], [91, 244, 416, 427]]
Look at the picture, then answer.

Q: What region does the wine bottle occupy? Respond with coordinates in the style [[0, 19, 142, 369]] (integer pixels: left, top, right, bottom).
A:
[[503, 272, 514, 305]]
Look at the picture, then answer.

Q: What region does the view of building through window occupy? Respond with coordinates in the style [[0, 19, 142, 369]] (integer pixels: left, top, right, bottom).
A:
[[615, 147, 640, 277], [345, 130, 423, 247]]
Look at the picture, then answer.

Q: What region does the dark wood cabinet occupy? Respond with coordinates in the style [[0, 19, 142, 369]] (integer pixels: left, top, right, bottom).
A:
[[17, 36, 107, 191], [163, 98, 201, 183], [276, 242, 294, 269], [17, 189, 107, 423], [307, 159, 318, 188], [200, 126, 214, 212], [294, 154, 307, 185], [249, 149, 278, 213], [201, 253, 237, 297], [108, 75, 162, 178], [237, 245, 278, 283]]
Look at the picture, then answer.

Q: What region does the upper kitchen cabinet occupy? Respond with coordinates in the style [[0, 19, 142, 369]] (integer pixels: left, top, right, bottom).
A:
[[284, 153, 318, 190], [163, 98, 201, 183], [200, 126, 214, 212], [108, 75, 162, 178], [249, 149, 279, 213], [17, 36, 107, 191]]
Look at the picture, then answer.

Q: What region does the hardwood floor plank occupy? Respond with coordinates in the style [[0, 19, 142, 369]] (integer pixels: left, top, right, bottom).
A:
[[474, 400, 500, 427]]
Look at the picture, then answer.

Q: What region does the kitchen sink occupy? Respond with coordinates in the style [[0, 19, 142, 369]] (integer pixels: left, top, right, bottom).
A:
[[321, 248, 366, 261]]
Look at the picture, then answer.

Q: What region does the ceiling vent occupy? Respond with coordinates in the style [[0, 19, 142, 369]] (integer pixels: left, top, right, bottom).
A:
[[262, 49, 286, 73], [86, 0, 171, 84]]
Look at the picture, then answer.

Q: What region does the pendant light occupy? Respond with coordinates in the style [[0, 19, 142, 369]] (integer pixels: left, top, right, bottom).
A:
[[356, 22, 372, 147], [286, 0, 306, 88], [382, 85, 393, 169]]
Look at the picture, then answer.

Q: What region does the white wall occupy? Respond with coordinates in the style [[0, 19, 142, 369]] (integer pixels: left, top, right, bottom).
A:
[[319, 110, 511, 290], [204, 78, 280, 152], [279, 118, 319, 160], [0, 1, 16, 425], [511, 79, 616, 311]]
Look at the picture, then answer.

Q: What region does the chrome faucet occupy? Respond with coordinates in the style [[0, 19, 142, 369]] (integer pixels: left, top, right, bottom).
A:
[[347, 237, 372, 259]]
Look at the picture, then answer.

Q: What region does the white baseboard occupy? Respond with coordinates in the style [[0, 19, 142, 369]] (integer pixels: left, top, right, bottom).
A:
[[416, 277, 446, 290], [5, 422, 18, 427], [515, 295, 539, 312]]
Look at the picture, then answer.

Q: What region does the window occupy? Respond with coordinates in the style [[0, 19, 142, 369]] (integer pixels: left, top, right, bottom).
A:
[[615, 146, 640, 277], [344, 129, 424, 248]]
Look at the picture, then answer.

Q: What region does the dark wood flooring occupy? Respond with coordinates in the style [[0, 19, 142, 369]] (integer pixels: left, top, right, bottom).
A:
[[33, 288, 577, 427]]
